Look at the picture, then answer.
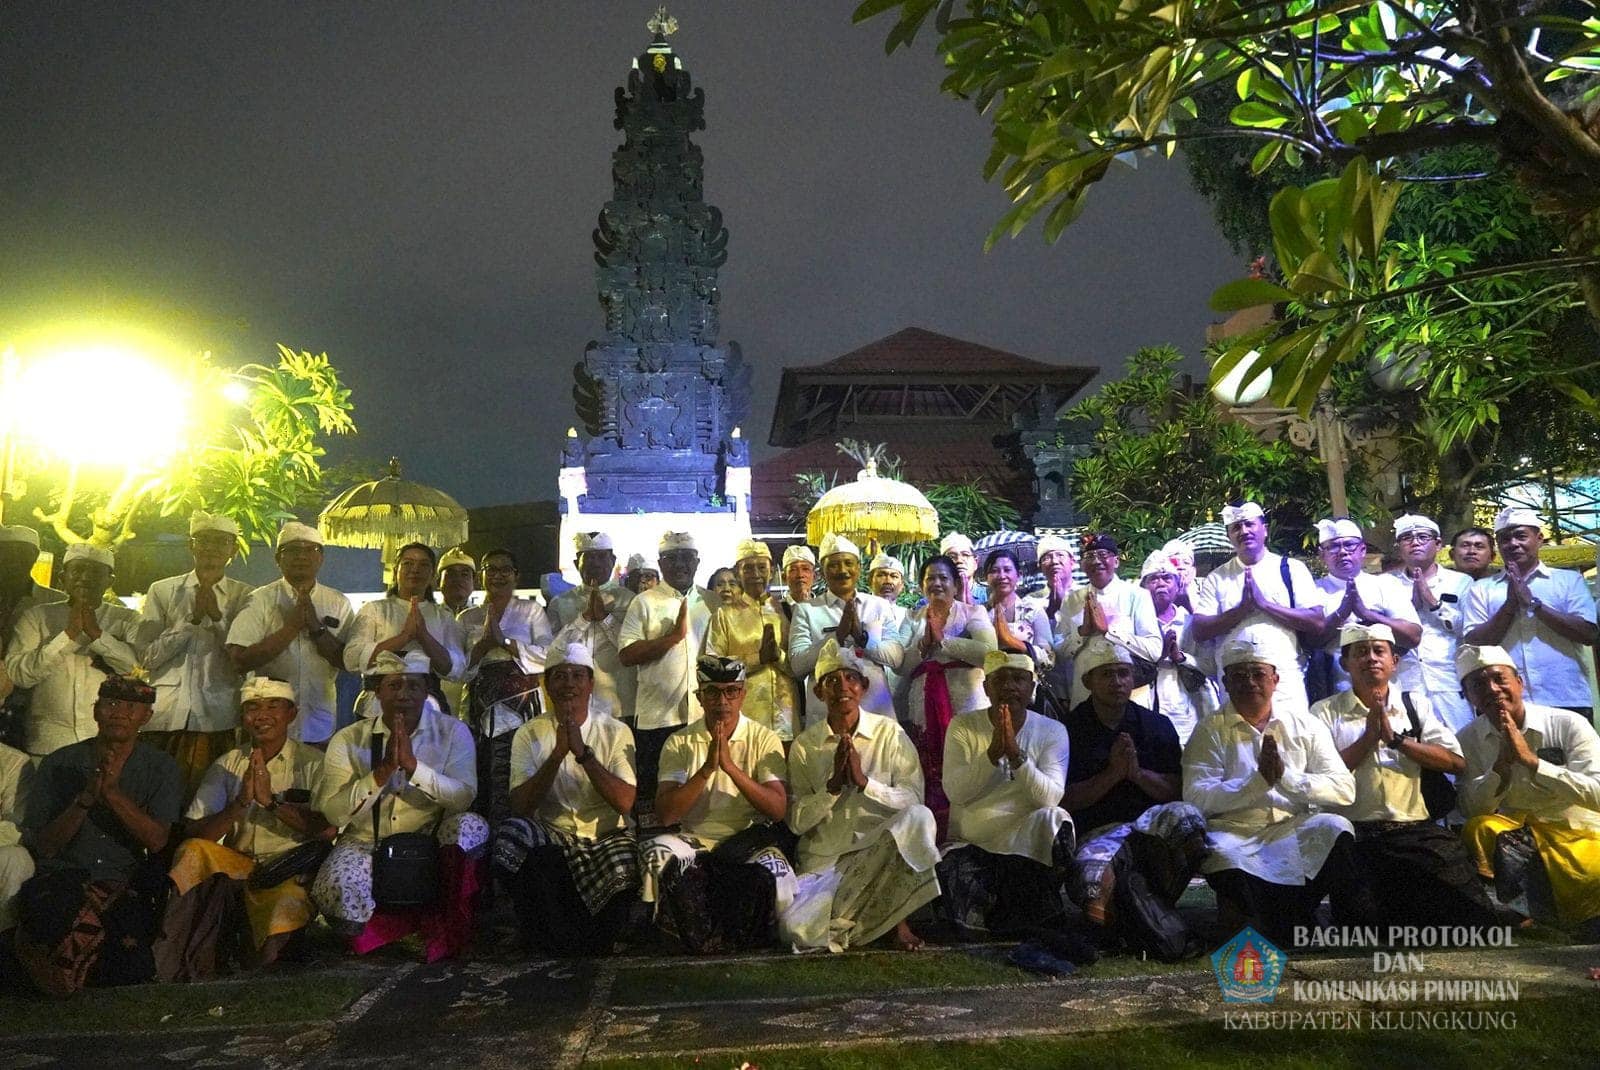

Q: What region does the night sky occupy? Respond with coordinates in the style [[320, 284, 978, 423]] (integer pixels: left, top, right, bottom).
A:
[[0, 3, 1239, 509]]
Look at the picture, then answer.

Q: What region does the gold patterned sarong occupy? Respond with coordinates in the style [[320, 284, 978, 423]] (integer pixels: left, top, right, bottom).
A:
[[169, 838, 313, 947]]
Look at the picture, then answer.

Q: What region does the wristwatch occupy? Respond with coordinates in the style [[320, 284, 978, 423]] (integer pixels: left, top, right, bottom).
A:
[[575, 746, 596, 765]]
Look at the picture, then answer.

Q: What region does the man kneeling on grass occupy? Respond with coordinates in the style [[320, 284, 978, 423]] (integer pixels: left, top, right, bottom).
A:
[[312, 650, 487, 962], [16, 675, 180, 996], [936, 650, 1074, 936], [1456, 644, 1600, 938], [495, 642, 640, 955], [154, 676, 334, 980], [640, 654, 791, 953], [781, 640, 939, 951], [1311, 624, 1507, 931], [1062, 639, 1208, 959]]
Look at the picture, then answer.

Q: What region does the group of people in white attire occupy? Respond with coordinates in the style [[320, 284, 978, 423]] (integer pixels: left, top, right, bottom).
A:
[[1, 492, 1599, 998]]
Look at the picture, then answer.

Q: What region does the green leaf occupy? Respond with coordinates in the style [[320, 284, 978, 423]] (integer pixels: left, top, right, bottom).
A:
[[1210, 277, 1298, 311]]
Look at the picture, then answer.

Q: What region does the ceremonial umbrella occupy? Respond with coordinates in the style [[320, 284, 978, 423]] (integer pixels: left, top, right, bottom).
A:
[[1176, 521, 1236, 574], [806, 458, 938, 558], [319, 457, 469, 584]]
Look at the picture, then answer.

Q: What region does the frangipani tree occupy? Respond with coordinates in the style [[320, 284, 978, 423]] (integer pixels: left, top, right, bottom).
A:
[[6, 339, 355, 549], [856, 0, 1600, 414]]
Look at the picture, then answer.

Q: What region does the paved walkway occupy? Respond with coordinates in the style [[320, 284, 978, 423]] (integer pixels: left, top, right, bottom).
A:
[[2, 939, 1593, 1069]]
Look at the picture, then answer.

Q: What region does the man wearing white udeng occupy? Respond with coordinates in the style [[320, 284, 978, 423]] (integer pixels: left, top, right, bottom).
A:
[[781, 640, 938, 952], [1189, 501, 1324, 716]]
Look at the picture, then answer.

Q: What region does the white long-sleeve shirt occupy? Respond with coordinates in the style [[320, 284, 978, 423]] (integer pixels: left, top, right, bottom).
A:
[[943, 707, 1069, 865], [6, 601, 141, 756], [1053, 577, 1162, 709], [344, 595, 467, 681], [1457, 701, 1600, 833], [316, 706, 477, 843], [1183, 703, 1356, 883], [137, 571, 253, 733], [788, 591, 905, 729], [225, 579, 355, 744], [786, 710, 933, 874]]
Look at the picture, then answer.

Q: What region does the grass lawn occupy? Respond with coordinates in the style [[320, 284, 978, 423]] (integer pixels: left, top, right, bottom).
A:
[[611, 949, 1040, 1005], [0, 973, 369, 1037], [590, 991, 1587, 1069]]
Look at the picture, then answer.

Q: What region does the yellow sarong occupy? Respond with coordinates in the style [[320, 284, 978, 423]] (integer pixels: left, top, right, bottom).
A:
[[1463, 813, 1600, 925], [168, 838, 314, 948]]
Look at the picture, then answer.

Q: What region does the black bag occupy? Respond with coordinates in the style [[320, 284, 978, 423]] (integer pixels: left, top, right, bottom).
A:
[[1109, 842, 1199, 962], [1282, 557, 1337, 705], [368, 733, 440, 908], [1399, 691, 1458, 820], [248, 841, 332, 891]]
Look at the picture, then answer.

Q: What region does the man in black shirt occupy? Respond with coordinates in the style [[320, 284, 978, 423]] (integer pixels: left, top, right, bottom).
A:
[[1062, 639, 1207, 957], [16, 674, 181, 995]]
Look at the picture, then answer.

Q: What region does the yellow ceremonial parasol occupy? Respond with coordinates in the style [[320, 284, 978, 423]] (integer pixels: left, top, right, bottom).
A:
[[806, 458, 939, 557], [319, 457, 469, 584]]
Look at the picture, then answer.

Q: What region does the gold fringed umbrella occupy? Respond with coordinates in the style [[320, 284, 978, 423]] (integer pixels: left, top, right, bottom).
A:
[[806, 458, 939, 557], [320, 457, 469, 582]]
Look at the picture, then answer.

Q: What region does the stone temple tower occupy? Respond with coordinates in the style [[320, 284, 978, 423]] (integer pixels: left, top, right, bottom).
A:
[[557, 11, 753, 579]]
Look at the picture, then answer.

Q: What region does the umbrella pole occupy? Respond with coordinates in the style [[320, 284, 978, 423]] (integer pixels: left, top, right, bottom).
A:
[[382, 533, 397, 591]]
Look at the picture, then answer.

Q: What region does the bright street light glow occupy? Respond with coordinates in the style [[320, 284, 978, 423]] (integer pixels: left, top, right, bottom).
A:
[[12, 333, 193, 469], [221, 379, 252, 405]]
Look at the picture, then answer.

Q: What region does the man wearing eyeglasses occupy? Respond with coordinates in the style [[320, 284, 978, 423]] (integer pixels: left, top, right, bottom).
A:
[[1311, 518, 1420, 701], [1378, 514, 1476, 732], [1052, 534, 1161, 710]]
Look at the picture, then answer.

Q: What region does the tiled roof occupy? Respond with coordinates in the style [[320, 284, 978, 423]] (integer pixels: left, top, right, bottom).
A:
[[793, 327, 1081, 379]]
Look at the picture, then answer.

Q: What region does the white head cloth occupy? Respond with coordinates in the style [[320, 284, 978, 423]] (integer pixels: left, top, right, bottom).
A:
[[1338, 622, 1396, 649], [63, 543, 114, 569], [1455, 644, 1517, 683], [1076, 637, 1132, 682], [189, 512, 239, 536], [276, 521, 324, 548], [814, 638, 869, 681], [868, 553, 904, 575], [1393, 514, 1440, 539], [575, 531, 614, 553], [240, 676, 296, 703], [0, 525, 41, 549], [1493, 507, 1543, 535], [1221, 502, 1264, 527], [939, 532, 974, 555], [1315, 518, 1365, 545], [818, 532, 860, 561], [547, 642, 596, 672], [365, 649, 433, 678], [735, 538, 771, 563]]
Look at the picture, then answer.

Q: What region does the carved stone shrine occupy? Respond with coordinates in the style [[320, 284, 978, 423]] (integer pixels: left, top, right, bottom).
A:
[[558, 16, 753, 580]]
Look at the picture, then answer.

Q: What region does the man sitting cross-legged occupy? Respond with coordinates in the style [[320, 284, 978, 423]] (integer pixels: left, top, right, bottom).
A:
[[781, 640, 939, 952], [1311, 624, 1507, 931], [1456, 644, 1600, 937], [154, 676, 335, 980], [312, 650, 486, 963], [937, 651, 1074, 936], [1062, 639, 1208, 958], [1184, 638, 1364, 948], [494, 642, 640, 956], [640, 655, 791, 953], [16, 675, 181, 996]]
